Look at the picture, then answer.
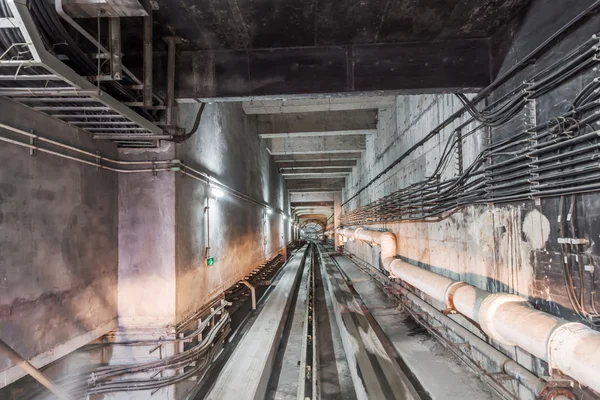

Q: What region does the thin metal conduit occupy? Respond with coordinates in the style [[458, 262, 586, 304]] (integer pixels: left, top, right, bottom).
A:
[[0, 121, 285, 213]]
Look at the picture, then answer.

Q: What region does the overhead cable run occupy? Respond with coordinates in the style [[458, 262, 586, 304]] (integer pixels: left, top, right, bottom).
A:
[[341, 33, 600, 225], [342, 3, 600, 207]]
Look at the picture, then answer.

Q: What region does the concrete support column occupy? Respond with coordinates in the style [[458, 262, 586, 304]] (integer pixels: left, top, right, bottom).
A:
[[334, 192, 342, 248], [118, 145, 177, 331], [115, 145, 178, 400]]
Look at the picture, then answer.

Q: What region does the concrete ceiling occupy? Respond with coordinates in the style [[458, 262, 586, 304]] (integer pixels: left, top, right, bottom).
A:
[[251, 96, 386, 196], [154, 1, 532, 99], [153, 0, 530, 51]]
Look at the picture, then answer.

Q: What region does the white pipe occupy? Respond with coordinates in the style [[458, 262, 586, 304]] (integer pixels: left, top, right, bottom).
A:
[[337, 227, 600, 393], [0, 122, 289, 214]]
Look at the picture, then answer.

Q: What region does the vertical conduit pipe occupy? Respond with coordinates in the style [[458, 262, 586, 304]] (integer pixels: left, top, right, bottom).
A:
[[336, 227, 600, 394]]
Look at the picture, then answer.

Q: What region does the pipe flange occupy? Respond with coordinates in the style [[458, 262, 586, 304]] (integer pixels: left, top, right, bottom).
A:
[[547, 322, 588, 372], [444, 281, 470, 310], [540, 387, 576, 400], [478, 293, 528, 345], [353, 227, 363, 241]]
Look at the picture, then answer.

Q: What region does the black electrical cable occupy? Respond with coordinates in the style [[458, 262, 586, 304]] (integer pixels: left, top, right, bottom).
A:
[[342, 15, 600, 207], [172, 102, 206, 142], [341, 82, 600, 226]]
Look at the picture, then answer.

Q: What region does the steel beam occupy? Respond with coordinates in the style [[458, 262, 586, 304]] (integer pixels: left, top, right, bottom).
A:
[[173, 40, 490, 99], [143, 0, 153, 107], [109, 18, 122, 80]]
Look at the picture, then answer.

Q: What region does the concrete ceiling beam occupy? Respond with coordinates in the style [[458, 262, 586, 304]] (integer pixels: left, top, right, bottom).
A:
[[278, 160, 357, 169], [287, 178, 345, 191], [268, 135, 365, 155], [289, 188, 342, 192], [283, 173, 350, 179], [173, 40, 491, 99], [274, 153, 361, 163], [290, 192, 336, 203], [282, 167, 351, 175], [242, 96, 396, 114], [290, 201, 334, 207], [257, 110, 377, 138]]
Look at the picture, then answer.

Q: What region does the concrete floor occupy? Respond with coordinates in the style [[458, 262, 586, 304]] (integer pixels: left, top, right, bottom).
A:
[[331, 254, 500, 400]]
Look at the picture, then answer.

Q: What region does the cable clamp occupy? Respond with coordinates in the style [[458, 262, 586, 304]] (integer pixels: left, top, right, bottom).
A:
[[557, 237, 589, 245]]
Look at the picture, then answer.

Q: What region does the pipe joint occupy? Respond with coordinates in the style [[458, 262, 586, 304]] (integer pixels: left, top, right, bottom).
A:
[[478, 293, 529, 345], [540, 387, 576, 400], [548, 322, 600, 391], [444, 281, 471, 311]]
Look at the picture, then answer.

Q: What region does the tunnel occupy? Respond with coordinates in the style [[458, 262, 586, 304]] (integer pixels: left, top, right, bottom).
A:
[[1, 0, 600, 399]]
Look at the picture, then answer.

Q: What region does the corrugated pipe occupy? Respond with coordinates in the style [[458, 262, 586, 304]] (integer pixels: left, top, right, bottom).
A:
[[336, 227, 600, 395]]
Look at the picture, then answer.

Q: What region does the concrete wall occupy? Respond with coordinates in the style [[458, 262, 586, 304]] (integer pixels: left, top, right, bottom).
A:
[[342, 1, 599, 397], [176, 102, 290, 323], [0, 97, 119, 385]]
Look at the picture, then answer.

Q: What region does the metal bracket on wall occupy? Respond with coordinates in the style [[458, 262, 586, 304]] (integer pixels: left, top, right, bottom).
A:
[[29, 129, 35, 156], [456, 127, 463, 176], [108, 17, 122, 80], [524, 93, 541, 206]]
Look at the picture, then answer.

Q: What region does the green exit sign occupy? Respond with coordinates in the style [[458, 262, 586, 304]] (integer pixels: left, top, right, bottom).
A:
[[206, 257, 215, 267]]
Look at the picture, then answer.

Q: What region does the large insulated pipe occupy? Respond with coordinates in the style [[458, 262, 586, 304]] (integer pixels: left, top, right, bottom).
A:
[[337, 227, 600, 394]]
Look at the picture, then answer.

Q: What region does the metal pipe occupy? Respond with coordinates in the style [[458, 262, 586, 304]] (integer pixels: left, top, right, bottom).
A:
[[143, 0, 153, 107], [398, 287, 548, 397], [337, 227, 600, 394], [0, 338, 72, 400], [164, 36, 179, 127], [241, 280, 256, 310], [0, 121, 290, 215]]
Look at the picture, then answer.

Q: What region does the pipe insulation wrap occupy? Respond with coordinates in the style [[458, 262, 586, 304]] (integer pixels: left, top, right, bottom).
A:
[[491, 301, 569, 360], [549, 324, 600, 393], [389, 259, 454, 304], [337, 227, 600, 393]]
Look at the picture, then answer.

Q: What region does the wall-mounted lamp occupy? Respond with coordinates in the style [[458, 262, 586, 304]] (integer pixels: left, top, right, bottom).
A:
[[266, 208, 273, 215], [282, 215, 287, 220], [211, 187, 224, 198]]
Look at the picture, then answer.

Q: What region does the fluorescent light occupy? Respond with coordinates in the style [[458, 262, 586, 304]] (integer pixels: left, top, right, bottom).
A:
[[211, 187, 224, 198]]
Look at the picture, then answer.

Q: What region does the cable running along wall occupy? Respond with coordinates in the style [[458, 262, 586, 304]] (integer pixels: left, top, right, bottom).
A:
[[341, 34, 600, 225]]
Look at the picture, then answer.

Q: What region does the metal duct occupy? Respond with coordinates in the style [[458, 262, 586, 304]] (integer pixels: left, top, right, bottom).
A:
[[336, 227, 600, 394]]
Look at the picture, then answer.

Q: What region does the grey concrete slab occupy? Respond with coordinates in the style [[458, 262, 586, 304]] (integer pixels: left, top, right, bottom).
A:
[[268, 135, 366, 156], [318, 247, 420, 400], [206, 247, 306, 400], [332, 256, 500, 400], [257, 110, 377, 139], [243, 96, 396, 114]]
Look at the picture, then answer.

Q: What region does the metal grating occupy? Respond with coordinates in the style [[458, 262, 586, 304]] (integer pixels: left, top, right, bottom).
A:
[[0, 0, 164, 148]]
